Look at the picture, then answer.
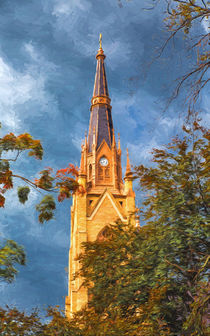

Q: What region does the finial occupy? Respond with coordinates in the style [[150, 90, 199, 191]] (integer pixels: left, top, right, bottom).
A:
[[84, 131, 87, 147], [99, 33, 102, 49], [112, 129, 116, 147], [96, 34, 105, 59], [126, 148, 131, 175], [79, 148, 85, 174], [118, 133, 121, 150]]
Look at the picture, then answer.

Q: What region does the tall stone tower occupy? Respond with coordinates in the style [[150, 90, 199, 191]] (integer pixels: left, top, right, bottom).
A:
[[65, 36, 137, 317]]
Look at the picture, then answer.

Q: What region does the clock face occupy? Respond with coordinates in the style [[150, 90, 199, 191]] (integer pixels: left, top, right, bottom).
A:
[[99, 157, 108, 166]]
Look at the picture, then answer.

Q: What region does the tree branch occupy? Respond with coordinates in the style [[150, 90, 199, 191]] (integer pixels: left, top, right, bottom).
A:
[[159, 10, 210, 57], [164, 257, 196, 274], [172, 61, 209, 100], [191, 33, 209, 49], [0, 150, 22, 162], [200, 0, 207, 8], [11, 174, 56, 193], [193, 255, 209, 281]]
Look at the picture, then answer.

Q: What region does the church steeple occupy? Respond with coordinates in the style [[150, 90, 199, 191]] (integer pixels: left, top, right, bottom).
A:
[[88, 34, 113, 152], [65, 38, 137, 318]]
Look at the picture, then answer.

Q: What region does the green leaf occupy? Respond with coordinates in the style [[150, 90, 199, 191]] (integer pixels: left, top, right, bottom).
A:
[[36, 195, 56, 224], [0, 239, 25, 283], [17, 186, 30, 204]]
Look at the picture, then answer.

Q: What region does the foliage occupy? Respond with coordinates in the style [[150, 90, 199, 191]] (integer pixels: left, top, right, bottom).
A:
[[0, 306, 42, 336], [0, 124, 80, 282], [183, 274, 210, 335], [0, 124, 209, 334], [36, 195, 56, 224], [42, 306, 81, 336], [147, 0, 210, 116], [34, 165, 79, 221], [0, 240, 25, 282], [165, 0, 209, 111], [0, 306, 81, 336], [74, 124, 209, 335], [17, 186, 30, 204], [164, 0, 209, 35], [0, 132, 43, 160], [0, 125, 80, 223]]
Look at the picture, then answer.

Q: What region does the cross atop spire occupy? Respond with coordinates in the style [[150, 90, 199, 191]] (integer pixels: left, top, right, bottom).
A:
[[95, 33, 105, 60], [99, 33, 102, 49]]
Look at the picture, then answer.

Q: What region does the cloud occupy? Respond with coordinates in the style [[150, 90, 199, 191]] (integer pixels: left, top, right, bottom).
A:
[[0, 179, 39, 240], [112, 88, 165, 134], [159, 116, 183, 136], [3, 184, 39, 211], [127, 138, 162, 165], [0, 56, 34, 131], [124, 114, 182, 170], [51, 0, 135, 68], [72, 135, 84, 152], [0, 215, 9, 239], [105, 40, 134, 70], [0, 43, 58, 134], [52, 0, 91, 17], [112, 88, 184, 169]]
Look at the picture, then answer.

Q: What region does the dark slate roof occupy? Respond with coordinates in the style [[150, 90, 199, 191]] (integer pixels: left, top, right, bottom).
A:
[[88, 105, 113, 151], [93, 57, 109, 97], [88, 49, 114, 152]]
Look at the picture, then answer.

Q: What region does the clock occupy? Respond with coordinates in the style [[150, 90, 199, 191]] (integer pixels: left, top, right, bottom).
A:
[[99, 157, 108, 166]]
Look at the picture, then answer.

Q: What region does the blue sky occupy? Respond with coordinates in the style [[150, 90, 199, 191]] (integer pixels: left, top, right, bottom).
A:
[[0, 0, 209, 313]]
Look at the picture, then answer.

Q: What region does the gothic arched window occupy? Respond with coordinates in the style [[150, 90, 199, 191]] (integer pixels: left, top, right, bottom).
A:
[[105, 167, 110, 177]]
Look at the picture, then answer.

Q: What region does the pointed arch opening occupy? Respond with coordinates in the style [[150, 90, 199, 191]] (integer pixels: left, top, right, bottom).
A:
[[97, 225, 112, 242]]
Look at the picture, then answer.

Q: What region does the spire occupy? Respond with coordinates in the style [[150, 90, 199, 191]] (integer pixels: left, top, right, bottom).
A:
[[88, 35, 114, 152], [92, 34, 110, 100], [126, 148, 132, 176]]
